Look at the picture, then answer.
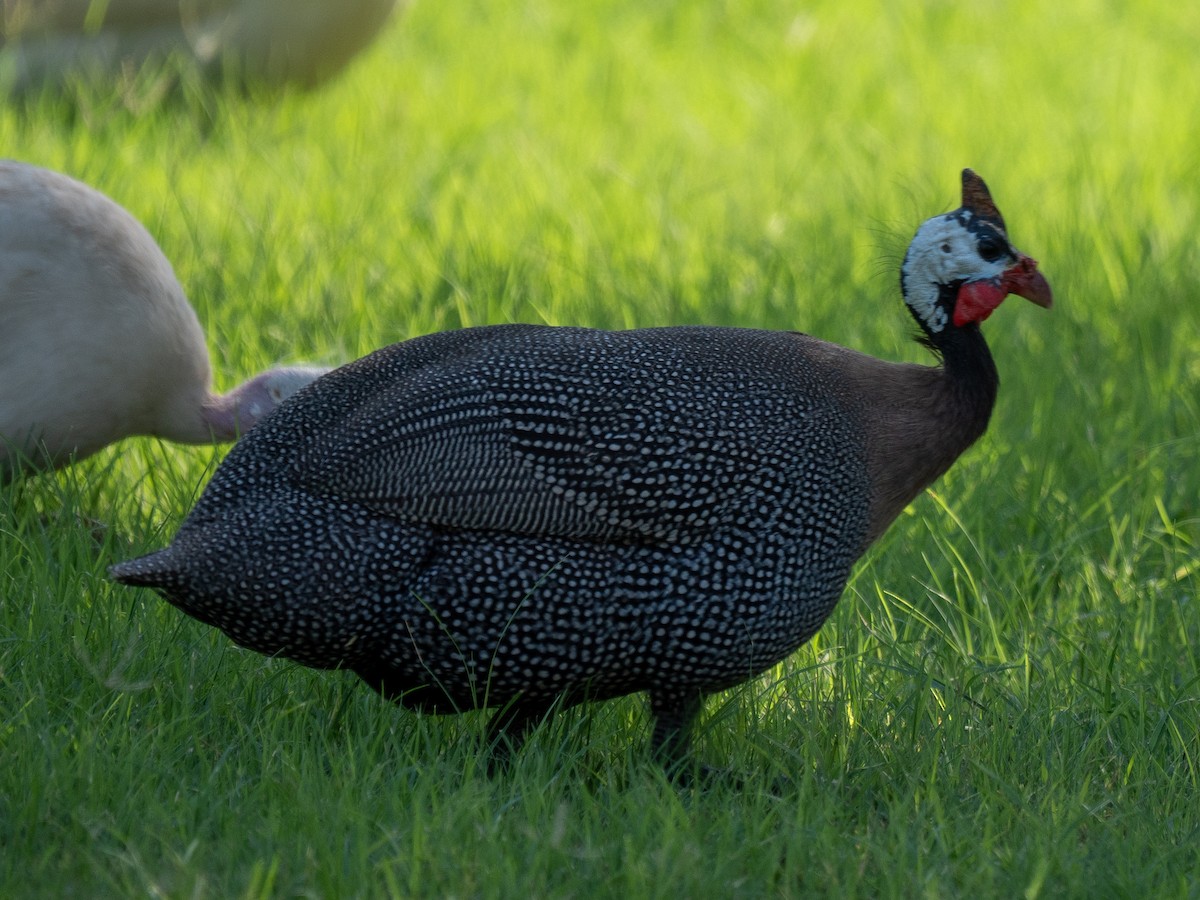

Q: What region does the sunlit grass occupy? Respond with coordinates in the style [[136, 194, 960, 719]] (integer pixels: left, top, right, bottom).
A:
[[1, 0, 1198, 896]]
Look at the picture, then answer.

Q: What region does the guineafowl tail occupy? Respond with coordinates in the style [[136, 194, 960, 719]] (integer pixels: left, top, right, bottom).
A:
[[108, 548, 183, 588]]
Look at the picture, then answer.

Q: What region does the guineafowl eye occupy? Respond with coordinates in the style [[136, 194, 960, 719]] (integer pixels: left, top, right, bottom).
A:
[[976, 233, 1007, 262]]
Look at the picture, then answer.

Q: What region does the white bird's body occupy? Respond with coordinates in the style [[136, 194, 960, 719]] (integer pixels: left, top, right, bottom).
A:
[[0, 160, 326, 476], [1, 0, 402, 94]]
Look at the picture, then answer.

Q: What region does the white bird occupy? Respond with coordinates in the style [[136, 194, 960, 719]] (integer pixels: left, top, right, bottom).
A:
[[0, 159, 327, 478], [0, 0, 402, 94]]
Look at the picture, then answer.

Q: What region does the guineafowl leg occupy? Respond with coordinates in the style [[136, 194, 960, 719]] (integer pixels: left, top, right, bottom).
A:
[[484, 696, 554, 773], [648, 689, 705, 773]]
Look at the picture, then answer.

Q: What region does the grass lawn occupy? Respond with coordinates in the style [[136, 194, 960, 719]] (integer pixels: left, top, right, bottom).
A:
[[2, 0, 1198, 896]]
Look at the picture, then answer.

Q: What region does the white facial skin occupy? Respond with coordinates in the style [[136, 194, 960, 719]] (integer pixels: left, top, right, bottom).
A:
[[901, 211, 1014, 334]]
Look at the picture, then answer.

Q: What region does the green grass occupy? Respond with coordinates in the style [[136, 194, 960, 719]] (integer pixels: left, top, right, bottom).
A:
[[2, 0, 1199, 895]]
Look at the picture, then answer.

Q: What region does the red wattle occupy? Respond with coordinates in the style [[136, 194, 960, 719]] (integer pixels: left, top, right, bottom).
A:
[[953, 279, 1007, 327]]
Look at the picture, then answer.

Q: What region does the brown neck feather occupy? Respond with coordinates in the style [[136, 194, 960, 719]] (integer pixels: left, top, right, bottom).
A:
[[802, 325, 999, 550], [862, 324, 998, 546]]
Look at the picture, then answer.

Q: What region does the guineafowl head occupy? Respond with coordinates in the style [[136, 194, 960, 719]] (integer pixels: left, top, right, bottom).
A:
[[900, 169, 1052, 341]]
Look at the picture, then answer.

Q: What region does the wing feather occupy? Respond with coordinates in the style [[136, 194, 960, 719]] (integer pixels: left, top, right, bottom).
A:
[[293, 324, 833, 544]]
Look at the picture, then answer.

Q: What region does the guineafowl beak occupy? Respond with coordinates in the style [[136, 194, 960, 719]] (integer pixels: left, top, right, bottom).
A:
[[953, 253, 1052, 327], [1001, 253, 1053, 309]]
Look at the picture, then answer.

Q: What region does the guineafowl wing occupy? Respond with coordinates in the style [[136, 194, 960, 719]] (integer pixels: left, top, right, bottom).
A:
[[293, 324, 822, 545]]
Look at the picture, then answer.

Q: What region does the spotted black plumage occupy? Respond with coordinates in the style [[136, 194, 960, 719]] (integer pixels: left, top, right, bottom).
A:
[[110, 170, 1051, 771]]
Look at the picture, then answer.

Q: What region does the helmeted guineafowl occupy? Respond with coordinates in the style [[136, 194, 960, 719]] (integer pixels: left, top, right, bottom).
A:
[[0, 159, 328, 478], [109, 169, 1051, 770]]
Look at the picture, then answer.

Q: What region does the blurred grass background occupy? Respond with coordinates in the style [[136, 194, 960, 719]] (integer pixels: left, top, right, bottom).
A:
[[1, 0, 1198, 896]]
